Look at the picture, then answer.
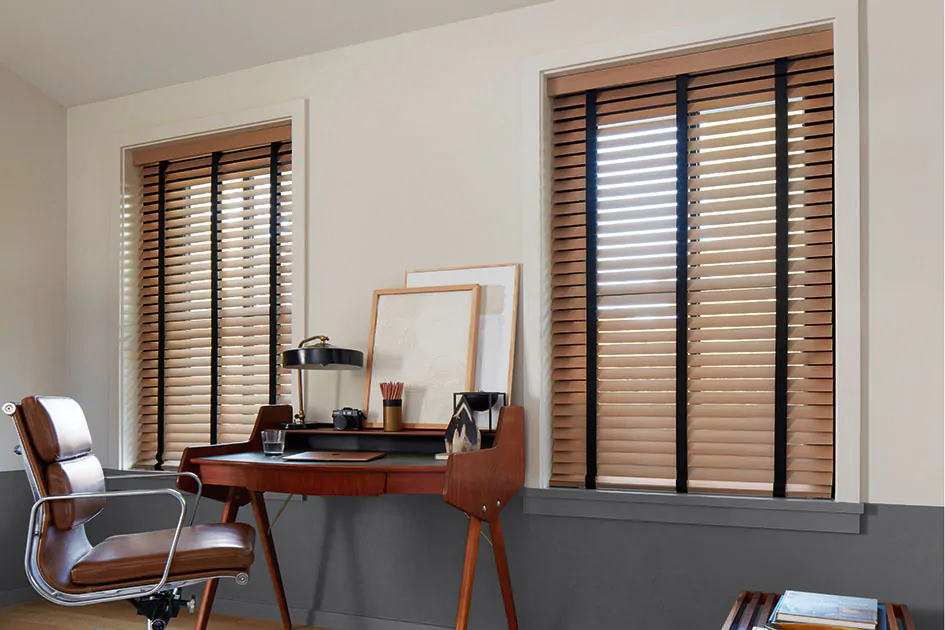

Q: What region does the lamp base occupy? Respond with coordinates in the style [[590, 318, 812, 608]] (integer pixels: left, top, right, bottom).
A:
[[283, 421, 333, 430]]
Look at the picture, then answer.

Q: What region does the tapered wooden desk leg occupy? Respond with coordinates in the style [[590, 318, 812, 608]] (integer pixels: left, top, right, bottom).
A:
[[489, 517, 518, 630], [456, 517, 482, 630], [195, 489, 241, 630], [251, 491, 292, 630]]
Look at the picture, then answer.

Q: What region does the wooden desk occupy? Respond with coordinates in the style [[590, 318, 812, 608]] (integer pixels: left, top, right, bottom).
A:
[[193, 452, 449, 497], [180, 405, 524, 630], [722, 591, 915, 630]]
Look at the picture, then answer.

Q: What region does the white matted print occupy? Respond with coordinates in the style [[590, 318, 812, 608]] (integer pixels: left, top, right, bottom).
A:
[[405, 264, 520, 413], [363, 285, 480, 429]]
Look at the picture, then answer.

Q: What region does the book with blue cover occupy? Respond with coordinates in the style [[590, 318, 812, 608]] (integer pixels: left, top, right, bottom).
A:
[[765, 607, 886, 630], [768, 591, 879, 630]]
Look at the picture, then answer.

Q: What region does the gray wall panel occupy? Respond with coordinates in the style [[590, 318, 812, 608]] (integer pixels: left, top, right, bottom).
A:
[[1, 470, 941, 628], [0, 472, 34, 601]]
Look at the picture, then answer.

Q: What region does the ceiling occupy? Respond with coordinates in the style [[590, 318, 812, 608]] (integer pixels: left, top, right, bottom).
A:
[[0, 0, 549, 107]]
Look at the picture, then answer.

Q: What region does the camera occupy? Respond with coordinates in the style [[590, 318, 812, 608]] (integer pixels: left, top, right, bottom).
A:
[[332, 407, 365, 431]]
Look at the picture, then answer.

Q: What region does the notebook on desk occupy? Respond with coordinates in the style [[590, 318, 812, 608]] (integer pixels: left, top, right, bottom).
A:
[[283, 451, 386, 462]]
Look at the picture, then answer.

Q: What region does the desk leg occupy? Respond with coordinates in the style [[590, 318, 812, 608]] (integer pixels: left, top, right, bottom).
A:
[[250, 491, 292, 630], [195, 488, 240, 630], [489, 517, 518, 630], [455, 516, 482, 630]]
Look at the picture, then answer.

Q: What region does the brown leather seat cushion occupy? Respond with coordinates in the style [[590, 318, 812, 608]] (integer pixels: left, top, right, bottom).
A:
[[71, 523, 255, 586]]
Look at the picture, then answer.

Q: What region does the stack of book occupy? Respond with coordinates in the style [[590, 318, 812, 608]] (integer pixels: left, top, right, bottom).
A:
[[765, 591, 886, 630]]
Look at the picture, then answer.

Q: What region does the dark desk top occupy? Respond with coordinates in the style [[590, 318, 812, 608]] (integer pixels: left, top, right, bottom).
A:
[[193, 451, 448, 471]]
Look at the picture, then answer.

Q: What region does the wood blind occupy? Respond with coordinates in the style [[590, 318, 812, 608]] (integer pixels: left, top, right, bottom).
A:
[[550, 35, 834, 498], [134, 132, 293, 469]]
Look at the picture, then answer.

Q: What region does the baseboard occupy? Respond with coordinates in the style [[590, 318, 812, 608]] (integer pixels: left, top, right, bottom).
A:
[[215, 597, 451, 630], [0, 586, 38, 609]]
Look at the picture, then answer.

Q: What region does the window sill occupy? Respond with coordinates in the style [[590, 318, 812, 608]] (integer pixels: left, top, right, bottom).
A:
[[522, 487, 863, 534]]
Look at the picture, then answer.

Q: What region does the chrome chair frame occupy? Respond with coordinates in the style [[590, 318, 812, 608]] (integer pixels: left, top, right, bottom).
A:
[[4, 401, 249, 626], [25, 488, 190, 606]]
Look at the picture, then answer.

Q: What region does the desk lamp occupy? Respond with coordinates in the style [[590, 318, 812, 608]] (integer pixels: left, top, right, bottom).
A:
[[281, 335, 363, 427]]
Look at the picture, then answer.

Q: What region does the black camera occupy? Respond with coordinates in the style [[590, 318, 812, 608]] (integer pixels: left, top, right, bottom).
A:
[[332, 407, 365, 431]]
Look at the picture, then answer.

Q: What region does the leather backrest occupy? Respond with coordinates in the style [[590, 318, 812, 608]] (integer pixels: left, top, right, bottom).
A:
[[19, 396, 104, 530], [22, 397, 93, 463], [46, 455, 105, 529]]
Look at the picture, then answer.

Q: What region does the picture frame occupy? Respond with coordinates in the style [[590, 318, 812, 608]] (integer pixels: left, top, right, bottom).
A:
[[363, 285, 481, 429], [405, 264, 520, 412]]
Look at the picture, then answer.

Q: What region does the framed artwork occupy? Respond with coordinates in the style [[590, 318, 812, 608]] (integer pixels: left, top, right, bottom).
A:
[[363, 285, 481, 429], [405, 264, 520, 421]]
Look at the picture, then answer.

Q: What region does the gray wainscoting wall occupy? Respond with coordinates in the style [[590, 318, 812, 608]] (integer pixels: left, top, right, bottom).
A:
[[0, 471, 34, 608], [0, 470, 942, 629]]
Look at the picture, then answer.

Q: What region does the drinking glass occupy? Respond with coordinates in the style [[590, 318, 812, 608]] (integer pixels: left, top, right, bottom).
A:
[[261, 429, 285, 457]]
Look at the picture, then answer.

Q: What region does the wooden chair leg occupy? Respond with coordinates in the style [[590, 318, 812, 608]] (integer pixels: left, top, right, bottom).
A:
[[489, 517, 518, 630], [455, 517, 482, 630], [195, 489, 241, 630], [251, 491, 292, 630]]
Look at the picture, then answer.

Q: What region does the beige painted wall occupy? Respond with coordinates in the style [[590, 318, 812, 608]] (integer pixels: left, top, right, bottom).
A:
[[863, 0, 944, 507], [0, 64, 67, 471], [64, 0, 943, 506]]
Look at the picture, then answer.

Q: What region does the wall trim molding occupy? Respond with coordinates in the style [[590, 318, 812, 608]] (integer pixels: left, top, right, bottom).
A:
[[215, 597, 452, 630], [522, 487, 864, 533], [519, 2, 862, 502], [113, 99, 310, 470]]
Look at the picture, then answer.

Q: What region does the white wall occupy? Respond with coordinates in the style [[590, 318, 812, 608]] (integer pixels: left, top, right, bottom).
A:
[[0, 64, 67, 470], [65, 0, 943, 506], [863, 0, 944, 507]]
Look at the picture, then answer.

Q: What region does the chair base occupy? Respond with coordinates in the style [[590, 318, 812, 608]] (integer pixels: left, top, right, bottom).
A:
[[131, 588, 195, 630]]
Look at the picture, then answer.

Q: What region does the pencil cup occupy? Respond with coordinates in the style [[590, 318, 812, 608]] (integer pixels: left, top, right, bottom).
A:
[[383, 399, 403, 432]]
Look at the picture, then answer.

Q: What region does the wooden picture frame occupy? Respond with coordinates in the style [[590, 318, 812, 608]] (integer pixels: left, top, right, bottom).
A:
[[363, 285, 481, 429], [405, 263, 520, 415]]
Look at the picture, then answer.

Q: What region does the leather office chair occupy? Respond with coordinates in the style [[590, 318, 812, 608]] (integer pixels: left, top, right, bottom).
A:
[[4, 395, 256, 629]]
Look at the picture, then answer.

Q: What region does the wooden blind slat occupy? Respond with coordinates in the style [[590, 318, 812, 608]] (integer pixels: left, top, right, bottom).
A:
[[132, 124, 291, 166], [548, 31, 831, 96]]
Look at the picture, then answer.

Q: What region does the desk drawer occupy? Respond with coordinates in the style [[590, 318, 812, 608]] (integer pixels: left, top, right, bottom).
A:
[[198, 463, 387, 496], [386, 471, 445, 495]]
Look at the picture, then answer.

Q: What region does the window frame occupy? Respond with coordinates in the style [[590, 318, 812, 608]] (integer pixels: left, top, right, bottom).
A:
[[521, 11, 861, 507], [129, 135, 294, 469], [114, 101, 308, 470], [547, 49, 837, 497]]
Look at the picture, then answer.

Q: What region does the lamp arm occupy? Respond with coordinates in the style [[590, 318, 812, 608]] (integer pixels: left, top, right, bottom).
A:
[[293, 334, 327, 421], [293, 335, 328, 424], [296, 371, 306, 422], [298, 334, 329, 348]]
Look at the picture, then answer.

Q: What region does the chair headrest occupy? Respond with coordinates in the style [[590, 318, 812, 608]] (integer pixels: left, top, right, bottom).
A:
[[21, 396, 93, 463]]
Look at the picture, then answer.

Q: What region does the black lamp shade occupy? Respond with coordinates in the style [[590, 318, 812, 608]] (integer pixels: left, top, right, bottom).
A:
[[282, 346, 363, 370]]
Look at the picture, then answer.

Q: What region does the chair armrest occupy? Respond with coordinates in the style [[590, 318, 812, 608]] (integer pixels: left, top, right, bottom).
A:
[[105, 471, 202, 526], [27, 488, 187, 604]]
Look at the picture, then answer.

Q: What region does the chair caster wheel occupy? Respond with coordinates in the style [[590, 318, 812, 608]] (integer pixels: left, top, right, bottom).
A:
[[151, 621, 167, 630], [187, 596, 197, 614]]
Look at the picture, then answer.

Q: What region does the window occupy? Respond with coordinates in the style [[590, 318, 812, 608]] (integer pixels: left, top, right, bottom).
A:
[[126, 125, 293, 469], [549, 31, 834, 498]]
